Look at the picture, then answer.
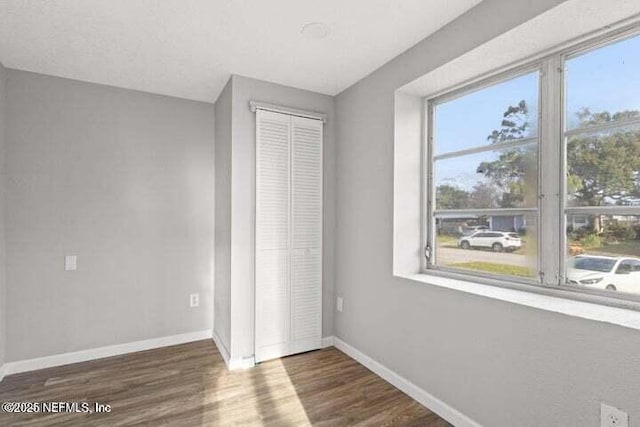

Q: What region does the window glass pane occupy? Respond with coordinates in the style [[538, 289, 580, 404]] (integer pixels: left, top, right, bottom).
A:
[[435, 214, 538, 278], [434, 72, 539, 156], [435, 144, 538, 210], [566, 34, 640, 131], [565, 213, 640, 295], [566, 124, 640, 207]]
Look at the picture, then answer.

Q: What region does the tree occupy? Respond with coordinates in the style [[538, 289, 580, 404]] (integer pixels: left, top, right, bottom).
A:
[[477, 100, 537, 208], [436, 185, 470, 210], [567, 108, 640, 206], [486, 100, 529, 144], [468, 183, 500, 209]]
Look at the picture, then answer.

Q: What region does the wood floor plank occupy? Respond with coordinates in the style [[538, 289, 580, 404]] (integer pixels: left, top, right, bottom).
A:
[[0, 340, 451, 426]]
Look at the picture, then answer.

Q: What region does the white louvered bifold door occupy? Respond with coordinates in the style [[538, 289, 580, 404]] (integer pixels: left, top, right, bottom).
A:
[[255, 111, 323, 363], [255, 110, 292, 363], [290, 116, 323, 354]]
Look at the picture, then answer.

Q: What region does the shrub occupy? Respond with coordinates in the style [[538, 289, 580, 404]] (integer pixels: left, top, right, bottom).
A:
[[568, 226, 591, 241], [606, 221, 636, 241], [581, 233, 601, 248]]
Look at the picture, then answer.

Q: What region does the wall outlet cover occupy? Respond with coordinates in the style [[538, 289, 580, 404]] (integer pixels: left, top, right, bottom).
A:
[[601, 403, 628, 427], [190, 293, 200, 308], [336, 296, 343, 312], [64, 255, 77, 271]]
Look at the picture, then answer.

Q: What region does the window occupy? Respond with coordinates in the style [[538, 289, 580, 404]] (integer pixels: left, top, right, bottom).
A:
[[428, 70, 540, 281], [617, 259, 640, 273], [562, 32, 640, 298], [425, 26, 640, 301]]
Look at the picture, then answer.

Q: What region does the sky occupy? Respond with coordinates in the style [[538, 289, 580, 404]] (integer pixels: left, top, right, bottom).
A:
[[434, 33, 640, 192]]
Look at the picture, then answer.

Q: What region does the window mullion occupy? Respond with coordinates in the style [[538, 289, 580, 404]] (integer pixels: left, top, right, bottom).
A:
[[539, 55, 564, 285]]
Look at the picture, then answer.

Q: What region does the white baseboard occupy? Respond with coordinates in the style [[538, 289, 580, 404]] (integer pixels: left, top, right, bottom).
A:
[[333, 337, 482, 427], [3, 329, 213, 377], [228, 356, 255, 370], [211, 329, 254, 371], [0, 364, 5, 382], [321, 336, 334, 348], [211, 328, 231, 367]]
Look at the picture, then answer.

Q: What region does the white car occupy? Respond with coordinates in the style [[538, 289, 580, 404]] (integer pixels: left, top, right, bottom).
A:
[[566, 255, 640, 294], [458, 231, 522, 252]]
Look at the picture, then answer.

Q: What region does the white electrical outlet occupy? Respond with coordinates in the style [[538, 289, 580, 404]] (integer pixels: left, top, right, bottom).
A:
[[601, 403, 628, 427], [190, 293, 199, 308], [336, 297, 343, 312], [64, 255, 77, 271]]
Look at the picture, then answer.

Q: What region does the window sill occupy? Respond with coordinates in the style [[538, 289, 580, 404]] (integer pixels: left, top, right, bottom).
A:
[[399, 272, 640, 331]]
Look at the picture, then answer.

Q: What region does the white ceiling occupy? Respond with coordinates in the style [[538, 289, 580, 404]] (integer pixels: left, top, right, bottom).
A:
[[0, 0, 481, 103]]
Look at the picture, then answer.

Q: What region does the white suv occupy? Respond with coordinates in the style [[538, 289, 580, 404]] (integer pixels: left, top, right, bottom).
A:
[[458, 231, 522, 252]]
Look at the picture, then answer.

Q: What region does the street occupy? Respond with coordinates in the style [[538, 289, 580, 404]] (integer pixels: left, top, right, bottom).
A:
[[438, 246, 534, 268]]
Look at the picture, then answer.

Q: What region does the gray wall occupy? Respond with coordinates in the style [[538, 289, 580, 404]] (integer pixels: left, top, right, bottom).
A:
[[0, 62, 6, 369], [214, 78, 232, 355], [335, 0, 640, 426], [5, 70, 215, 361]]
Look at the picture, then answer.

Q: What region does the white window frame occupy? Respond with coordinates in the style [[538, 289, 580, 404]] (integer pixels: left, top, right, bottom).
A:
[[422, 22, 640, 307]]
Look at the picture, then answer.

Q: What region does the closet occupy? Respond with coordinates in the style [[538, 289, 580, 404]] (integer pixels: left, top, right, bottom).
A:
[[254, 107, 323, 363]]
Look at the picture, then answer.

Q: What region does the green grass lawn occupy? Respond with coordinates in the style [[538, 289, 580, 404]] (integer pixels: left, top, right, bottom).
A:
[[436, 234, 459, 247], [448, 261, 534, 278]]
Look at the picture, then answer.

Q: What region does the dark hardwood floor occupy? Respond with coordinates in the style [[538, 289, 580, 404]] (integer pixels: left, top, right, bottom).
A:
[[0, 340, 451, 426]]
